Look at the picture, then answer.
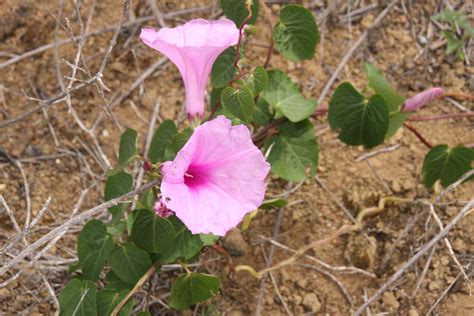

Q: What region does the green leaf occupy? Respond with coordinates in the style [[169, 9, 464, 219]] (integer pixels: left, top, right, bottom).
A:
[[422, 145, 474, 188], [169, 273, 220, 310], [107, 129, 138, 176], [199, 233, 219, 246], [220, 0, 259, 27], [97, 289, 134, 316], [261, 70, 317, 122], [265, 120, 318, 181], [59, 279, 97, 316], [364, 63, 404, 112], [108, 243, 152, 285], [443, 31, 465, 59], [158, 216, 203, 263], [77, 219, 114, 281], [432, 10, 474, 38], [107, 220, 126, 237], [328, 82, 389, 148], [149, 120, 178, 163], [136, 189, 154, 210], [104, 271, 132, 292], [172, 128, 193, 153], [126, 209, 140, 233], [211, 47, 237, 88], [131, 209, 175, 254], [363, 64, 408, 139], [136, 312, 151, 316], [246, 66, 268, 96], [260, 198, 287, 209], [104, 171, 133, 221], [273, 5, 319, 61], [386, 112, 410, 139], [68, 262, 81, 274], [221, 85, 255, 122], [252, 99, 272, 126], [210, 87, 224, 112], [118, 129, 138, 166]]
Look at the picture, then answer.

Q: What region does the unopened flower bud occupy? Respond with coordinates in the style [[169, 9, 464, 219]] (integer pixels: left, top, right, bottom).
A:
[[402, 87, 443, 112], [143, 160, 153, 172], [154, 199, 174, 218]]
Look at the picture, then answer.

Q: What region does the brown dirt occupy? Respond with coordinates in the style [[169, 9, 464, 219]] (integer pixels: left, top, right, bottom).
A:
[[0, 0, 473, 315]]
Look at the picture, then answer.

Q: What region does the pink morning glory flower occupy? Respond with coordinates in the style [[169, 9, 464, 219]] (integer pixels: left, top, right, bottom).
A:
[[160, 116, 270, 236], [140, 19, 240, 118], [402, 87, 443, 112]]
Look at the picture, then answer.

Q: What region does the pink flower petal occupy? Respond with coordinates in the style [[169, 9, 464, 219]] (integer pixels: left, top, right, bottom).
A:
[[160, 116, 270, 236], [140, 19, 239, 118], [402, 87, 443, 112]]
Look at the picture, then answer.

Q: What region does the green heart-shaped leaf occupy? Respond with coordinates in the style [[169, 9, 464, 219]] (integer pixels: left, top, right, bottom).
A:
[[273, 5, 319, 61], [149, 120, 178, 163], [59, 279, 97, 316], [328, 82, 389, 148], [131, 209, 175, 254], [77, 219, 114, 281], [265, 120, 319, 181], [104, 171, 133, 222], [422, 145, 474, 188], [220, 0, 259, 27], [108, 243, 152, 285], [221, 85, 255, 122], [261, 70, 317, 122], [107, 128, 138, 176], [169, 273, 220, 310], [211, 47, 237, 88]]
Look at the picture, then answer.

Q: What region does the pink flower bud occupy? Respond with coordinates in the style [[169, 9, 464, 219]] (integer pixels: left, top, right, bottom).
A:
[[143, 160, 153, 172], [402, 87, 443, 112], [154, 199, 174, 218]]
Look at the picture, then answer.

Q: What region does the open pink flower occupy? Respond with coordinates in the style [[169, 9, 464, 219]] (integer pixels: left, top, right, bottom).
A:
[[140, 19, 240, 118], [402, 87, 443, 112], [160, 116, 270, 236]]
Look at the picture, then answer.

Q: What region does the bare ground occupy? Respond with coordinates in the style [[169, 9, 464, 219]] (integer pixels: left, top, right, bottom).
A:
[[0, 0, 473, 315]]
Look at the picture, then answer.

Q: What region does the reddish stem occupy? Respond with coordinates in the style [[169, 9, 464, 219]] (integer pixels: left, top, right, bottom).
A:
[[212, 243, 234, 271], [441, 92, 474, 100], [408, 112, 474, 121], [252, 117, 287, 143], [234, 4, 253, 73], [260, 0, 275, 69], [403, 122, 433, 149], [263, 39, 274, 69], [251, 108, 327, 145], [205, 5, 252, 122], [311, 107, 328, 118]]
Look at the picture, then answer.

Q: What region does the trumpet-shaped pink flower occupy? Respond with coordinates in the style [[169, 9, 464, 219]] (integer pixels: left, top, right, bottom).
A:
[[160, 116, 270, 236], [140, 19, 240, 118], [402, 87, 443, 112]]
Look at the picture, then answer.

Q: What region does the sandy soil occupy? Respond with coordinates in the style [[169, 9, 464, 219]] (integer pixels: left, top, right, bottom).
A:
[[0, 0, 472, 315]]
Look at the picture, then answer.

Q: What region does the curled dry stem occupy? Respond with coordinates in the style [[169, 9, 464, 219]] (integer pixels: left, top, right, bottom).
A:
[[235, 196, 413, 279]]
